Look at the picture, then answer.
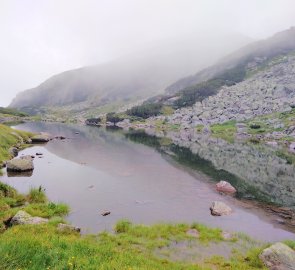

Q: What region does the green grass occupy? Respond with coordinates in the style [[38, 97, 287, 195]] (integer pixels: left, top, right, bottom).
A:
[[27, 186, 47, 203], [0, 219, 273, 270], [210, 121, 237, 143]]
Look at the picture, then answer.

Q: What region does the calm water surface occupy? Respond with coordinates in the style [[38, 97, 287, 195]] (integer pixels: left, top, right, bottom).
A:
[[1, 122, 295, 242]]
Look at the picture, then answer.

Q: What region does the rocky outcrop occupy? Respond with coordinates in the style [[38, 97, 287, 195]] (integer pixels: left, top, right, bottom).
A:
[[6, 158, 34, 172], [210, 201, 232, 216], [10, 211, 48, 226], [260, 242, 295, 270]]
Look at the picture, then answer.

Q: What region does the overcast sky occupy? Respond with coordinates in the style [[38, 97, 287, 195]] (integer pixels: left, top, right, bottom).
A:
[[1, 0, 295, 107]]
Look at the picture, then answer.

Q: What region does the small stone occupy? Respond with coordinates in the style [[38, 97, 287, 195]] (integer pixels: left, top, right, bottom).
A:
[[57, 223, 81, 233], [216, 181, 237, 194], [186, 228, 200, 238], [101, 211, 111, 216], [9, 147, 18, 157], [210, 201, 232, 216], [222, 231, 233, 240]]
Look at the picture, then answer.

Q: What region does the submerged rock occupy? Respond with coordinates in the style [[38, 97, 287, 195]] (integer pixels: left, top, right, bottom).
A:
[[10, 210, 48, 225], [259, 242, 295, 270], [57, 223, 81, 233], [216, 181, 237, 194], [210, 201, 232, 216], [6, 158, 34, 172]]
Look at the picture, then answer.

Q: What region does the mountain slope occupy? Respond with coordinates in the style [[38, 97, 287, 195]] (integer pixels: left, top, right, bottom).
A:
[[9, 34, 250, 118], [165, 27, 295, 95]]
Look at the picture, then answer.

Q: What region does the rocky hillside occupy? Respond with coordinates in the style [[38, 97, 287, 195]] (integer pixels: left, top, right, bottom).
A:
[[169, 53, 295, 127], [9, 35, 249, 118]]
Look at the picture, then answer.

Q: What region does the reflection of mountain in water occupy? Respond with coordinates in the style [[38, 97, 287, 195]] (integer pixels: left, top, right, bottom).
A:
[[126, 129, 295, 209]]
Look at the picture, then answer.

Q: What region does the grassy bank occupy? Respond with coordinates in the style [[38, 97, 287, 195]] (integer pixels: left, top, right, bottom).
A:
[[0, 124, 33, 169]]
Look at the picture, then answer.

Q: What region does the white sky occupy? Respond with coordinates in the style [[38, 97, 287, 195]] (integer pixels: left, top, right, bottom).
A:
[[1, 0, 295, 106]]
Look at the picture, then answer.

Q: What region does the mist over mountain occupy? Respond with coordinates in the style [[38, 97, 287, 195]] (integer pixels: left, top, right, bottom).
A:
[[165, 27, 295, 94], [9, 34, 251, 115]]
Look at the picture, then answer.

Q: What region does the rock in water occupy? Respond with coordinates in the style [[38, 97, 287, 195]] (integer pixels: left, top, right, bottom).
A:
[[210, 201, 232, 216], [101, 211, 111, 216], [31, 134, 51, 143], [6, 158, 34, 172], [216, 181, 236, 194], [10, 210, 48, 225], [259, 242, 295, 270]]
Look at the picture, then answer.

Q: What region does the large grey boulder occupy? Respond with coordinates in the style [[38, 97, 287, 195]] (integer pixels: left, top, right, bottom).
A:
[[260, 242, 295, 270], [10, 211, 48, 226], [6, 158, 34, 172], [210, 201, 232, 216]]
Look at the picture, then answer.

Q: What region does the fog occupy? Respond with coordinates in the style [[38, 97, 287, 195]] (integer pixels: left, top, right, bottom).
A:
[[1, 0, 295, 106]]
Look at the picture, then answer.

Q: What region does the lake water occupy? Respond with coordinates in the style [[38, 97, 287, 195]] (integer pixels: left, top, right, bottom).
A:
[[1, 122, 295, 242]]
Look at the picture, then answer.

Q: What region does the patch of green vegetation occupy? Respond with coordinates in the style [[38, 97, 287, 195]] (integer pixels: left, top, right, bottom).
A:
[[196, 124, 204, 132], [174, 65, 246, 108], [24, 202, 69, 218], [275, 150, 295, 165], [211, 121, 237, 143], [161, 106, 174, 116], [0, 107, 28, 117], [27, 186, 47, 203], [127, 103, 163, 119], [0, 180, 69, 232]]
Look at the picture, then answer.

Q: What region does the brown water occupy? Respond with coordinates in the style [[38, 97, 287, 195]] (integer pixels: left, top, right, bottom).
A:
[[1, 122, 295, 241]]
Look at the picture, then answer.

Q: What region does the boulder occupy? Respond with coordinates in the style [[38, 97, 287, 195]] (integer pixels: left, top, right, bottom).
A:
[[216, 181, 237, 194], [6, 158, 34, 172], [31, 134, 51, 143], [57, 223, 81, 233], [210, 201, 232, 216], [259, 242, 295, 270], [10, 211, 48, 225]]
